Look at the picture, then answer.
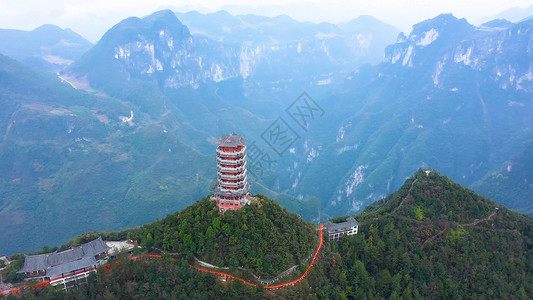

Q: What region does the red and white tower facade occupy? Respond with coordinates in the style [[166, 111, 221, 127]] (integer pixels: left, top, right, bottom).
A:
[[213, 133, 251, 211]]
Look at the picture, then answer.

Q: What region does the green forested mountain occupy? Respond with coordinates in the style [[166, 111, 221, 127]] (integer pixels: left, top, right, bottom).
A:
[[288, 15, 533, 218], [0, 53, 215, 255], [329, 169, 533, 298], [0, 50, 321, 255], [4, 169, 533, 299], [3, 11, 533, 256]]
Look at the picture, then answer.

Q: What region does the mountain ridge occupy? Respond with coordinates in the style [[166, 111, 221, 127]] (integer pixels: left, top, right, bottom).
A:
[[0, 24, 92, 73], [67, 9, 399, 95], [0, 53, 217, 255], [287, 13, 533, 217], [2, 169, 533, 299], [1, 10, 532, 258]]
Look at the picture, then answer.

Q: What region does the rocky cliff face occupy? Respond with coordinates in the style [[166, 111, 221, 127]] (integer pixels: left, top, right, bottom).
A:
[[287, 14, 533, 217], [66, 9, 399, 94], [67, 10, 241, 90], [383, 14, 533, 92]]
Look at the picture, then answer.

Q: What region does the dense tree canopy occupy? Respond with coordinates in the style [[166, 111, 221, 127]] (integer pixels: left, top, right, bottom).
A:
[[5, 170, 533, 299], [127, 195, 319, 278]]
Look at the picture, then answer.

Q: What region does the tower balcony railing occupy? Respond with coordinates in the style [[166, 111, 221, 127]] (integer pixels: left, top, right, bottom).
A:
[[215, 195, 248, 203], [216, 185, 249, 195], [218, 178, 248, 188], [216, 146, 247, 158], [217, 154, 247, 165], [218, 170, 247, 180], [217, 161, 247, 173]]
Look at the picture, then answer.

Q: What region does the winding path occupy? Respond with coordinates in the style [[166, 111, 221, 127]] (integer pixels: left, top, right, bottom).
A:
[[191, 223, 324, 289], [1, 224, 324, 295], [391, 178, 417, 215], [422, 210, 498, 248], [421, 226, 448, 248], [462, 211, 497, 227]]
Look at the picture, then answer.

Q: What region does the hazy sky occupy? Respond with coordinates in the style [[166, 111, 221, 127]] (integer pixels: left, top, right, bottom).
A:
[[1, 0, 532, 42]]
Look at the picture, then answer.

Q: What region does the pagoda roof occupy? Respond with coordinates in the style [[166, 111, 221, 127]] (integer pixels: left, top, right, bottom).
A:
[[216, 132, 246, 147], [215, 184, 251, 196]]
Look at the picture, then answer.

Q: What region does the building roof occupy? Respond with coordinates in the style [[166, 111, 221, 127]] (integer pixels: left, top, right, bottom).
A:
[[216, 132, 246, 147], [18, 237, 110, 274], [324, 217, 359, 232], [47, 257, 96, 278], [78, 236, 110, 258], [46, 247, 85, 267], [18, 254, 48, 273]]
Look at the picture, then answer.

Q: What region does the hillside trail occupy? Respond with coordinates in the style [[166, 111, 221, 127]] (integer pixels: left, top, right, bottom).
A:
[[422, 209, 498, 248], [391, 178, 418, 215], [421, 226, 448, 248], [461, 210, 497, 227], [191, 223, 325, 289]]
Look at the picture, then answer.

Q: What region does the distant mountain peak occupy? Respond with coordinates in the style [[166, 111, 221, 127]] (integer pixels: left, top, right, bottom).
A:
[[481, 3, 533, 23], [100, 10, 191, 45], [94, 9, 193, 54], [272, 14, 296, 23], [212, 10, 233, 17], [147, 8, 177, 18], [410, 13, 473, 37], [382, 13, 477, 67], [67, 9, 241, 90], [340, 15, 400, 34], [344, 15, 390, 26], [68, 9, 399, 91], [0, 24, 92, 73], [481, 18, 514, 28], [32, 24, 63, 32], [143, 9, 187, 28]]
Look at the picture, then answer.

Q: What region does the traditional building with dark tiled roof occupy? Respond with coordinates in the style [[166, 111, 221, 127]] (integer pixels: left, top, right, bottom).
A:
[[324, 217, 359, 241], [18, 237, 110, 287]]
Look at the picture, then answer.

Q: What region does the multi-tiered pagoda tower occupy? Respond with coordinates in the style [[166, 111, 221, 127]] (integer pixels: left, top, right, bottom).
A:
[[213, 133, 251, 211]]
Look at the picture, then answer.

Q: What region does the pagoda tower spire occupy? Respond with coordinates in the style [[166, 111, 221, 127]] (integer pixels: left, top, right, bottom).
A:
[[213, 132, 251, 211]]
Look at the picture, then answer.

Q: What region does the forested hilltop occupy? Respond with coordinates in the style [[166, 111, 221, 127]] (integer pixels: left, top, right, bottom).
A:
[[3, 169, 533, 299], [319, 169, 533, 298], [126, 195, 319, 278]]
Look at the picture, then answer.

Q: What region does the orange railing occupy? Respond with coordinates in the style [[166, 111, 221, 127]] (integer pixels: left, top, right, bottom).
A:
[[0, 224, 324, 295], [189, 265, 259, 287], [191, 224, 324, 289]]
